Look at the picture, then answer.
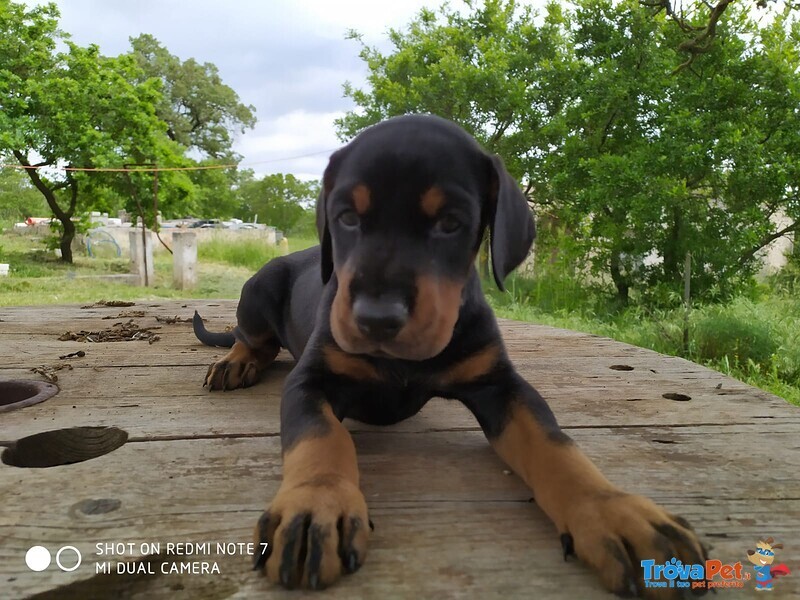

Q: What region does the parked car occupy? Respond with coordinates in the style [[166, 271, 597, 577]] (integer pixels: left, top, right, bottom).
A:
[[190, 219, 222, 229]]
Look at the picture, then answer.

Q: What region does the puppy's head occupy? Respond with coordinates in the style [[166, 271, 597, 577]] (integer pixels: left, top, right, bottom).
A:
[[317, 115, 534, 360]]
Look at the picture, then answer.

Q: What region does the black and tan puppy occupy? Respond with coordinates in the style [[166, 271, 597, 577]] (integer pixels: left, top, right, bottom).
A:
[[194, 115, 706, 595]]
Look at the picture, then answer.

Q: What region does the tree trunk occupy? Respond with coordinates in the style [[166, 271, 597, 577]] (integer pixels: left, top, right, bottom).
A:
[[610, 252, 630, 305], [60, 218, 75, 263], [13, 151, 78, 263], [663, 206, 682, 285]]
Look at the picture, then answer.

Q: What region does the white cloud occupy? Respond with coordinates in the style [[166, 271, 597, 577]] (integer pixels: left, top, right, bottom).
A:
[[22, 0, 436, 179], [235, 110, 346, 179]]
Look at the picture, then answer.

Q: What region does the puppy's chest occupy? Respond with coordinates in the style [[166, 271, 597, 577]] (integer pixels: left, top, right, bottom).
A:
[[325, 370, 434, 426]]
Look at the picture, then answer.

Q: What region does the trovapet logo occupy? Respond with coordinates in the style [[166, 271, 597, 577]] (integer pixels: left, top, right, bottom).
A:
[[641, 557, 750, 590]]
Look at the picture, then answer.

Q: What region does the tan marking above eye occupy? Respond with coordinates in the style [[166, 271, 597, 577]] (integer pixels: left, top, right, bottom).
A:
[[420, 186, 446, 217], [352, 184, 371, 215]]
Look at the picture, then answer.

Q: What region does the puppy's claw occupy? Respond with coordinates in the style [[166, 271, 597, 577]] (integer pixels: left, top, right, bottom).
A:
[[253, 511, 272, 570], [560, 532, 575, 561], [348, 552, 358, 573]]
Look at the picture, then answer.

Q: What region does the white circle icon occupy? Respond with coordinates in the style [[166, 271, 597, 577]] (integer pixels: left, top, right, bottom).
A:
[[25, 546, 51, 571], [56, 546, 82, 572]]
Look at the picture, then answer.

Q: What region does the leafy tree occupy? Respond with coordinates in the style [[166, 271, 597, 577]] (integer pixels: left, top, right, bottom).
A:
[[188, 161, 245, 219], [339, 0, 800, 304], [337, 0, 573, 181], [129, 34, 256, 160], [236, 173, 318, 234], [127, 34, 258, 226], [1, 2, 257, 261], [549, 0, 800, 302], [1, 1, 187, 261]]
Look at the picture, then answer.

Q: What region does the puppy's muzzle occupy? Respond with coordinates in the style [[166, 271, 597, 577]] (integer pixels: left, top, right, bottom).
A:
[[352, 295, 409, 343]]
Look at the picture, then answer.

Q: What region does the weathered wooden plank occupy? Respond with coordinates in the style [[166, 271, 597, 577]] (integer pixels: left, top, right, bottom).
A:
[[2, 302, 799, 599], [15, 502, 800, 600], [2, 429, 799, 598], [1, 362, 796, 442]]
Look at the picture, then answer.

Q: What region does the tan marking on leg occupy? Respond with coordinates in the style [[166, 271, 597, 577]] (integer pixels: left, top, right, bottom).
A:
[[438, 344, 500, 386], [261, 404, 369, 587], [420, 186, 446, 217], [282, 404, 360, 486], [323, 345, 381, 381], [491, 402, 614, 531], [352, 184, 371, 215]]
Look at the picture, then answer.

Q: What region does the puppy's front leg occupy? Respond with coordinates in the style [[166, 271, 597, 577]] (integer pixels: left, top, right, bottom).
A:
[[459, 369, 707, 598], [254, 370, 369, 589]]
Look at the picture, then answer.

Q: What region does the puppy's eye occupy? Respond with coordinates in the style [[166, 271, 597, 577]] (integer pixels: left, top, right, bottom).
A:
[[434, 214, 462, 235], [338, 210, 360, 228]]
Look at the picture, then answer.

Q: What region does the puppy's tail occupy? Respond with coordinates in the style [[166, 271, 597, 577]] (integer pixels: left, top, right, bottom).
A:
[[193, 310, 236, 348]]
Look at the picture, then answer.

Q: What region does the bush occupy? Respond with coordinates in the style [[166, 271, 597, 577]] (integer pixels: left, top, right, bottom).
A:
[[691, 300, 778, 365]]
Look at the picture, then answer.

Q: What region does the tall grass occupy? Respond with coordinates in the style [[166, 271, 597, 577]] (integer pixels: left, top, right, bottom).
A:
[[197, 235, 318, 271], [487, 271, 800, 406], [198, 237, 280, 271]]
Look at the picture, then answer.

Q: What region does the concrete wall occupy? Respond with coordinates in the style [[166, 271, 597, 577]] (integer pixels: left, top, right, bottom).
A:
[[90, 226, 278, 256], [757, 210, 795, 278]]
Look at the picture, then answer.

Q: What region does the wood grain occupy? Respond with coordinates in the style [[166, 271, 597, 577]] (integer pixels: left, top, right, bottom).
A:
[[1, 301, 798, 598]]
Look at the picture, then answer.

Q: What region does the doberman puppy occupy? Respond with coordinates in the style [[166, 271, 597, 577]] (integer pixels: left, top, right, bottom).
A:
[[194, 114, 706, 596]]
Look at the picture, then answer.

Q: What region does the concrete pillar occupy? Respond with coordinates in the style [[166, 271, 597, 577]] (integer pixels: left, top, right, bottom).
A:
[[172, 231, 197, 290], [129, 229, 154, 287]]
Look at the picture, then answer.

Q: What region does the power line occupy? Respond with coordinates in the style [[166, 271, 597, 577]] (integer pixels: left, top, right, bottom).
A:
[[0, 147, 338, 173]]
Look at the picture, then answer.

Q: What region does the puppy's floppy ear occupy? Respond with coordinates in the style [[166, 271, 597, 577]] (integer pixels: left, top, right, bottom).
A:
[[316, 148, 346, 284], [487, 154, 535, 290]]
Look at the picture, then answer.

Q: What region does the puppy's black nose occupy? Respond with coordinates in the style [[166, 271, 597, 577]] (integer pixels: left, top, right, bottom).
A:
[[353, 296, 408, 342]]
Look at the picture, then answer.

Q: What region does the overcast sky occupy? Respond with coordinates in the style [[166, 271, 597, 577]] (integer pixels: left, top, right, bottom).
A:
[[29, 0, 452, 180]]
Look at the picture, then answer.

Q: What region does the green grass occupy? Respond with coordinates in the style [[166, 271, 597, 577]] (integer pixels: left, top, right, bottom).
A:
[[487, 272, 800, 406], [197, 235, 317, 271], [0, 232, 318, 306]]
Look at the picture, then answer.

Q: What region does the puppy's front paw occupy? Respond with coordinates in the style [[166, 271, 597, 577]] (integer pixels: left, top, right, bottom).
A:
[[253, 474, 370, 589], [562, 492, 707, 598], [204, 357, 260, 390], [203, 340, 276, 390]]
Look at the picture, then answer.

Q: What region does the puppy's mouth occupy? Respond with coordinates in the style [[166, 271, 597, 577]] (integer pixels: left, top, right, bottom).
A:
[[366, 348, 393, 359], [339, 337, 447, 362]]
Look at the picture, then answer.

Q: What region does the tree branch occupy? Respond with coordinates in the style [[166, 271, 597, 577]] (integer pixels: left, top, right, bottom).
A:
[[665, 0, 737, 74], [488, 117, 513, 147], [737, 220, 800, 268], [65, 170, 78, 217], [12, 150, 68, 221]]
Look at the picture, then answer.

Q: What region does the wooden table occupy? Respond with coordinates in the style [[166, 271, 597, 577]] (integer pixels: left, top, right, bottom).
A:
[[1, 300, 798, 599]]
